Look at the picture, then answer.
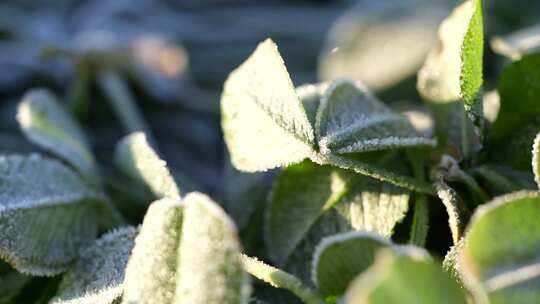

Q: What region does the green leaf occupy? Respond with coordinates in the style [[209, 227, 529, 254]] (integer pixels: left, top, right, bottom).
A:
[[345, 248, 467, 304], [488, 118, 540, 171], [461, 191, 540, 303], [0, 262, 31, 303], [175, 192, 250, 303], [0, 154, 103, 276], [315, 80, 435, 155], [266, 161, 409, 266], [417, 0, 483, 105], [533, 132, 540, 189], [492, 53, 540, 139], [115, 132, 180, 199], [241, 255, 324, 304], [51, 227, 137, 304], [442, 238, 466, 287], [122, 198, 183, 304], [17, 88, 101, 186], [460, 0, 484, 105], [472, 164, 536, 197], [221, 38, 315, 172], [312, 232, 393, 297]]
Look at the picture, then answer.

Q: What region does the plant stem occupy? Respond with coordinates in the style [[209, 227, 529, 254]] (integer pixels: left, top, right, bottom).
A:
[[97, 68, 158, 148], [406, 150, 429, 247], [241, 254, 325, 304]]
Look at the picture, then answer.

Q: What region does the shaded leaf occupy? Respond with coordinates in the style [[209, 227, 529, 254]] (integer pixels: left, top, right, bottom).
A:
[[221, 38, 315, 172], [492, 53, 540, 139], [115, 132, 180, 199], [266, 161, 409, 266], [345, 248, 467, 304], [0, 261, 31, 303], [17, 88, 101, 186], [175, 192, 250, 303], [311, 232, 393, 297], [51, 227, 137, 304], [122, 198, 183, 304], [461, 191, 540, 303], [472, 164, 536, 197], [315, 80, 435, 155], [0, 154, 103, 276]]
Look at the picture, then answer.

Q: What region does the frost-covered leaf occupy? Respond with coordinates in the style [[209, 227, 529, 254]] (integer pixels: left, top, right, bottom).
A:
[[17, 88, 101, 186], [266, 161, 409, 266], [315, 80, 435, 155], [492, 53, 540, 139], [312, 232, 393, 297], [0, 154, 104, 276], [221, 38, 315, 172], [175, 192, 250, 303], [461, 191, 540, 303], [51, 227, 137, 304], [345, 248, 467, 304], [115, 132, 180, 199], [296, 82, 328, 127], [443, 238, 466, 287], [122, 198, 183, 304], [533, 132, 540, 189], [417, 0, 483, 105], [491, 24, 540, 61]]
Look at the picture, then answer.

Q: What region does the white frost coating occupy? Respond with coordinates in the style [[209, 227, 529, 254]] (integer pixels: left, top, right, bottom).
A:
[[417, 0, 476, 102], [221, 39, 315, 172], [51, 227, 137, 304], [334, 137, 436, 154], [0, 154, 104, 276], [310, 231, 391, 286], [122, 198, 183, 304], [315, 79, 435, 155], [175, 192, 250, 304], [532, 133, 540, 189], [115, 132, 180, 199], [17, 89, 101, 186]]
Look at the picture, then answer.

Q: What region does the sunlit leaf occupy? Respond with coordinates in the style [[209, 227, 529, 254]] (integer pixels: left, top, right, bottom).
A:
[[115, 132, 180, 199], [175, 192, 250, 303], [417, 0, 483, 105], [315, 80, 435, 155], [0, 154, 103, 276], [533, 132, 540, 189], [17, 88, 101, 186], [51, 227, 137, 304], [122, 198, 183, 304], [345, 248, 467, 304], [461, 191, 540, 303], [221, 38, 315, 172]]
